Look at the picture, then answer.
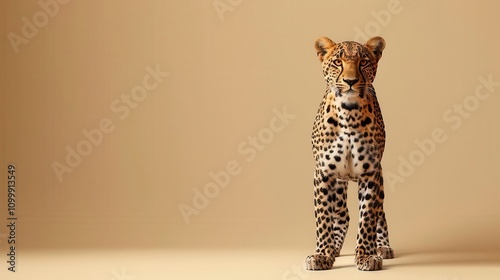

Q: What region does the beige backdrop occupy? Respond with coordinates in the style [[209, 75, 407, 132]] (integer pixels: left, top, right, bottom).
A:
[[1, 0, 500, 259]]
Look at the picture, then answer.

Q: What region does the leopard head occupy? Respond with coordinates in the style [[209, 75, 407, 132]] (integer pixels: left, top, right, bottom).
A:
[[315, 36, 385, 95]]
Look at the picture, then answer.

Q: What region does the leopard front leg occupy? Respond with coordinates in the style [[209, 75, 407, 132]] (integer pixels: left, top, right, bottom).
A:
[[375, 184, 394, 259], [354, 171, 386, 271], [305, 171, 349, 270]]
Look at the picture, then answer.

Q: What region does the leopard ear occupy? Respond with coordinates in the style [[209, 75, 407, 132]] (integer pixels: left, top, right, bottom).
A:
[[365, 36, 386, 62], [315, 37, 335, 62]]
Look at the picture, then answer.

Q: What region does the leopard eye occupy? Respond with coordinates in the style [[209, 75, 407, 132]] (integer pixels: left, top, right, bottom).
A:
[[360, 59, 370, 66], [333, 59, 342, 66]]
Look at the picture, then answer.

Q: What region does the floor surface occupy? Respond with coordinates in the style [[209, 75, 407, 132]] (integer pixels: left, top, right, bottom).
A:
[[2, 249, 500, 279]]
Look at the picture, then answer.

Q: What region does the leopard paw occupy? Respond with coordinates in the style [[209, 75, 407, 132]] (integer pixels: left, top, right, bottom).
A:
[[304, 254, 335, 270], [355, 255, 383, 271], [376, 246, 394, 259]]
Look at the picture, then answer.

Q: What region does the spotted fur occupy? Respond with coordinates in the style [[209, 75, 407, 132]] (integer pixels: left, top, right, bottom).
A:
[[304, 36, 394, 271]]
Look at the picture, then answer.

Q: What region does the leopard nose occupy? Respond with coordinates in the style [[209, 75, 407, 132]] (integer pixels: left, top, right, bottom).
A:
[[343, 78, 359, 87]]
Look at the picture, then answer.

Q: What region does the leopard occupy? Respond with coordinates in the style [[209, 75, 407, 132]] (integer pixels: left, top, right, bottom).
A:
[[304, 36, 394, 271]]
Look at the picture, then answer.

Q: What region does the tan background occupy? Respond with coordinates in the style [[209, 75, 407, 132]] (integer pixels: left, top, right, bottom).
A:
[[1, 0, 500, 279]]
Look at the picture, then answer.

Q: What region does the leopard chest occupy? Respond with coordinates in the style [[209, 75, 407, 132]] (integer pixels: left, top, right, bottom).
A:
[[312, 93, 383, 180]]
